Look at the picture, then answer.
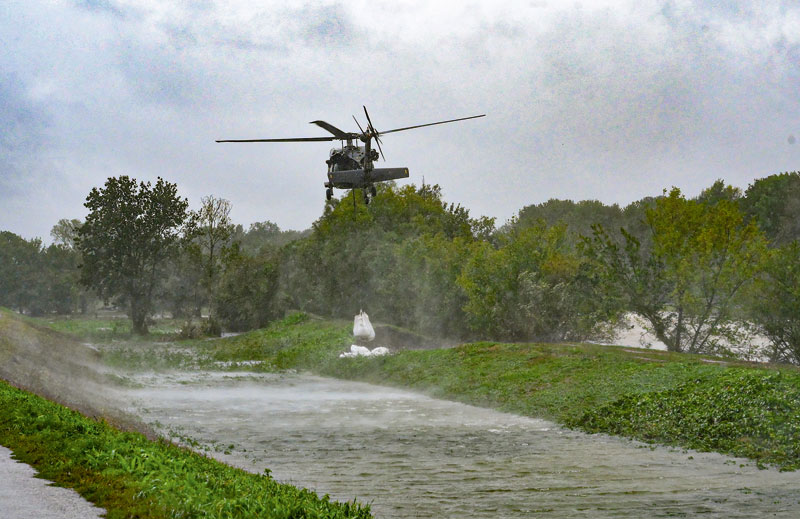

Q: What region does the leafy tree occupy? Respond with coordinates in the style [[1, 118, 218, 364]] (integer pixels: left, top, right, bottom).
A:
[[236, 221, 310, 254], [0, 231, 44, 314], [158, 243, 205, 319], [585, 188, 767, 354], [696, 179, 742, 206], [0, 231, 84, 316], [41, 243, 82, 314], [192, 195, 235, 286], [181, 195, 236, 319], [384, 234, 478, 337], [77, 176, 188, 334], [49, 219, 92, 313], [459, 222, 610, 341], [511, 198, 625, 242], [50, 218, 82, 250], [740, 172, 800, 245], [213, 244, 280, 331], [275, 182, 494, 332], [749, 241, 800, 364]]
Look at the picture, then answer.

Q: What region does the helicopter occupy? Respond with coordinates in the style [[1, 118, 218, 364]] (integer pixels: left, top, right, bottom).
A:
[[216, 106, 484, 205]]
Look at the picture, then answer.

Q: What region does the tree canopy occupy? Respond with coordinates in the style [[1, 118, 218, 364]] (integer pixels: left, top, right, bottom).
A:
[[585, 188, 767, 353], [77, 176, 188, 334]]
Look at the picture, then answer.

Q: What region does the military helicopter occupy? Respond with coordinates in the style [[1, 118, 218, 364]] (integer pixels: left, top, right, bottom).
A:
[[216, 106, 484, 205]]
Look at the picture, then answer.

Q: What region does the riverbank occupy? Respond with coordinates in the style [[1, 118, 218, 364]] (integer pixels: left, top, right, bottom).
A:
[[196, 313, 800, 471]]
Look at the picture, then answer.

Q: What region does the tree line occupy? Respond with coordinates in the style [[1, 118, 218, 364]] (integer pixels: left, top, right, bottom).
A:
[[2, 172, 800, 364]]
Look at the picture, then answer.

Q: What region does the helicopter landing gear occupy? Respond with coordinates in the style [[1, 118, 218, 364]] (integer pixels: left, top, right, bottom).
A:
[[325, 187, 332, 201]]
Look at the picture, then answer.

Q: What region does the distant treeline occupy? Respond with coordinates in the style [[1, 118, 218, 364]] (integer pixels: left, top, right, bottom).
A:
[[2, 172, 800, 363]]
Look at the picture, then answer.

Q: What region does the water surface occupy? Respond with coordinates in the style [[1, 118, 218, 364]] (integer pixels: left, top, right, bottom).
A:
[[125, 372, 800, 518]]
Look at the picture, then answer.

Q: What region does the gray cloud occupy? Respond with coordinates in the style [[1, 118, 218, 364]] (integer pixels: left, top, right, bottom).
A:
[[0, 74, 49, 197], [295, 3, 358, 48], [73, 0, 127, 18]]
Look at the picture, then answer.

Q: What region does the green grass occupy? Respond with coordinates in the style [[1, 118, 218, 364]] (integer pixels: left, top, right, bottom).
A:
[[0, 378, 371, 519], [202, 313, 352, 370], [572, 368, 800, 469], [198, 315, 800, 470], [21, 312, 183, 342]]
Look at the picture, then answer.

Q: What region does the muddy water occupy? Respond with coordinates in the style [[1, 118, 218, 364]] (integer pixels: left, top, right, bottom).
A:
[[124, 372, 800, 518]]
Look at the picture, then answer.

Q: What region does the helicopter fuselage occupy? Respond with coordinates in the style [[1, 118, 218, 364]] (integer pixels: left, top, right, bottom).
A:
[[323, 143, 409, 203], [326, 144, 375, 174]]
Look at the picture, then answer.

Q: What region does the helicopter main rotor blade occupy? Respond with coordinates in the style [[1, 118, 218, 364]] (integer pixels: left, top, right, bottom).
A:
[[352, 115, 366, 134], [373, 133, 386, 161], [363, 105, 376, 134], [216, 136, 336, 143], [309, 120, 351, 139], [378, 114, 486, 135], [362, 106, 385, 160]]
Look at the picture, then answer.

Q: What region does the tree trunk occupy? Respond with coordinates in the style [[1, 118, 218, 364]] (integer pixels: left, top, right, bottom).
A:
[[130, 300, 149, 335]]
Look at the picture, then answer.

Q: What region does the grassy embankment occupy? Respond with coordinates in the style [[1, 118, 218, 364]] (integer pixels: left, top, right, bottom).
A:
[[0, 310, 371, 519], [194, 314, 800, 471]]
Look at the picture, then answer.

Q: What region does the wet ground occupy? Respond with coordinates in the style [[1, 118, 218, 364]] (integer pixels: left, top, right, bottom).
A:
[[123, 371, 800, 518]]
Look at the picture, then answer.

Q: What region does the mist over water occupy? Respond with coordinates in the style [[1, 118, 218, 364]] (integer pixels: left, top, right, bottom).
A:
[[121, 372, 800, 518]]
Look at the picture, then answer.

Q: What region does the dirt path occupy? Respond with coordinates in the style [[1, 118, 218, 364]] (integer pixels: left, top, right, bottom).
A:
[[0, 445, 105, 519]]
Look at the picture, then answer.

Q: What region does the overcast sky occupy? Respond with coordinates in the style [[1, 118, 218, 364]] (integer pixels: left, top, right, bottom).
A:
[[2, 0, 799, 240]]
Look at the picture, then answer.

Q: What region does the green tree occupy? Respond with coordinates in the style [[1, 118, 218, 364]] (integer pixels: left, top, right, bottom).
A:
[[236, 221, 309, 254], [749, 241, 800, 364], [184, 195, 235, 319], [740, 172, 800, 245], [276, 182, 493, 328], [41, 243, 82, 314], [0, 231, 44, 314], [50, 218, 83, 250], [214, 244, 280, 331], [386, 234, 478, 337], [511, 198, 625, 242], [50, 219, 92, 313], [696, 179, 742, 206], [459, 222, 609, 341], [585, 188, 767, 354], [158, 242, 204, 319], [77, 176, 189, 334]]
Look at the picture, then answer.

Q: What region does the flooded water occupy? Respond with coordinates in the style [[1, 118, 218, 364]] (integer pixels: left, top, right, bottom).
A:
[[124, 372, 800, 518]]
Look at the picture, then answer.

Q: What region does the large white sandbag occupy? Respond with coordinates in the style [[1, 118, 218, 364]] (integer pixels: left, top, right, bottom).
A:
[[353, 310, 375, 342], [350, 344, 371, 356], [338, 345, 391, 358]]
